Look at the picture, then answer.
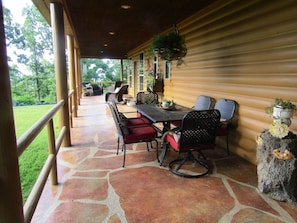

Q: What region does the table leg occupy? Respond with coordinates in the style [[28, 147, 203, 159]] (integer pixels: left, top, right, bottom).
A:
[[162, 121, 170, 133]]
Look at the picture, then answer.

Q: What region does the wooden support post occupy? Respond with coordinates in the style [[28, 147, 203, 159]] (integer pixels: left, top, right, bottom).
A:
[[67, 35, 77, 117], [120, 59, 124, 81], [0, 2, 24, 222], [51, 2, 71, 146], [74, 48, 81, 106]]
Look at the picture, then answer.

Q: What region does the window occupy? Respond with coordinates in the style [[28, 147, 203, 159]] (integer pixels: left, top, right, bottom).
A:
[[128, 58, 133, 88], [139, 53, 144, 91], [153, 56, 158, 78], [164, 61, 170, 80]]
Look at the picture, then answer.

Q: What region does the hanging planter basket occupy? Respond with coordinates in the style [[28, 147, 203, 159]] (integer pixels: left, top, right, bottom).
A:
[[150, 25, 187, 65]]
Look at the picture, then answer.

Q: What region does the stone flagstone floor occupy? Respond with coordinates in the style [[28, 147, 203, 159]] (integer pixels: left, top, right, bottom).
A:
[[31, 95, 297, 223]]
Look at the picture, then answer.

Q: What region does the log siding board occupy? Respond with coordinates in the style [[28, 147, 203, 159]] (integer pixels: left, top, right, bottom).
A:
[[128, 0, 297, 164]]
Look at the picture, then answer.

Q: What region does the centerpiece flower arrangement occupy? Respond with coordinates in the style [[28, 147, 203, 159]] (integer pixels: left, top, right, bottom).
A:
[[161, 99, 175, 110]]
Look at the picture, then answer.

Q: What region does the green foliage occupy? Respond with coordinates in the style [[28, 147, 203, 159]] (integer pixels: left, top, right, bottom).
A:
[[4, 4, 55, 104], [265, 98, 297, 114], [150, 29, 187, 65], [13, 104, 58, 202], [3, 7, 25, 48], [81, 58, 128, 84], [14, 95, 35, 105]]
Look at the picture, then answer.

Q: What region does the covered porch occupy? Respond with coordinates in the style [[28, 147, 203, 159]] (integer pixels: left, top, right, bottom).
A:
[[31, 95, 297, 223], [1, 0, 297, 222]]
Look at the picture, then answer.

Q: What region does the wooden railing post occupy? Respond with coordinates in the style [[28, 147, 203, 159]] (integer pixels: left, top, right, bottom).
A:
[[47, 119, 58, 185]]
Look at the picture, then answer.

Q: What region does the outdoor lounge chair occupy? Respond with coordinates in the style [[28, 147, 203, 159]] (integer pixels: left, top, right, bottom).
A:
[[105, 85, 128, 103]]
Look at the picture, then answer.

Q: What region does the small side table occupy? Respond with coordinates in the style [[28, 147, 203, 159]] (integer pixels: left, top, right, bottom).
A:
[[256, 129, 297, 205]]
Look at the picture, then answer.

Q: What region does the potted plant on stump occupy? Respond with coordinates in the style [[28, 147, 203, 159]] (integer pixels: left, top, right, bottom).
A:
[[265, 98, 297, 126]]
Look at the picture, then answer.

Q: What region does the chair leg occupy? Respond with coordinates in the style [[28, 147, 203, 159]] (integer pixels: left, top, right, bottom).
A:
[[174, 153, 190, 172], [156, 140, 160, 163], [226, 135, 230, 155], [169, 151, 209, 178], [197, 150, 206, 160], [159, 142, 169, 166], [153, 139, 159, 162], [146, 142, 150, 151], [116, 136, 120, 155], [122, 144, 126, 167]]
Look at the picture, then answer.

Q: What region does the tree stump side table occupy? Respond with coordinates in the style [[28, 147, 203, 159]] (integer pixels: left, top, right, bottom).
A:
[[256, 129, 297, 205]]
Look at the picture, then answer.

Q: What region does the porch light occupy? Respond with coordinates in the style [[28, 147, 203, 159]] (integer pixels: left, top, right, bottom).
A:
[[121, 4, 131, 9]]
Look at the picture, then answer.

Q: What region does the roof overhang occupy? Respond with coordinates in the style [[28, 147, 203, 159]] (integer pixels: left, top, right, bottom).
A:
[[32, 0, 215, 59]]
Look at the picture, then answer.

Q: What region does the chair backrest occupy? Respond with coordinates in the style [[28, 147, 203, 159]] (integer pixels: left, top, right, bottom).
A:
[[107, 102, 124, 136], [136, 91, 159, 104], [193, 95, 212, 110], [115, 85, 128, 95], [114, 81, 122, 89], [214, 98, 236, 121], [179, 110, 221, 148], [110, 100, 126, 121]]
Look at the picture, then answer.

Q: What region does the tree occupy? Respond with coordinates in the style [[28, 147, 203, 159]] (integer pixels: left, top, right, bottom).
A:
[[4, 4, 56, 104], [3, 7, 25, 50], [20, 5, 54, 103], [81, 58, 114, 82]]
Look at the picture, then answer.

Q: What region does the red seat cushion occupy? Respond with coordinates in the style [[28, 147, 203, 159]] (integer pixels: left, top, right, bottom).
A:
[[121, 118, 150, 126], [139, 117, 151, 124], [123, 126, 157, 144], [127, 118, 146, 126], [165, 134, 215, 152]]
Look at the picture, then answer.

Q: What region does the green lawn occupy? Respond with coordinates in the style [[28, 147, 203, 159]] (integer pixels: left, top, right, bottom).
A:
[[13, 104, 59, 203]]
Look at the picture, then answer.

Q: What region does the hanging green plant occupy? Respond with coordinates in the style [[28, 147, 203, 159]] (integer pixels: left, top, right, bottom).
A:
[[150, 25, 187, 65]]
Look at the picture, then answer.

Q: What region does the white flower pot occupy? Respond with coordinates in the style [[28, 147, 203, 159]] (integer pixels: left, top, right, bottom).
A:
[[273, 106, 282, 118], [280, 109, 293, 119], [273, 106, 293, 126], [273, 106, 293, 119]]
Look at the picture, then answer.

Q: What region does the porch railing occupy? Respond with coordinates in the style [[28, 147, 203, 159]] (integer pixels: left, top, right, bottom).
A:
[[16, 91, 75, 223]]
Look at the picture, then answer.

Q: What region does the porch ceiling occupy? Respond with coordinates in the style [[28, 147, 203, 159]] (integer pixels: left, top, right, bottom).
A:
[[33, 0, 215, 59]]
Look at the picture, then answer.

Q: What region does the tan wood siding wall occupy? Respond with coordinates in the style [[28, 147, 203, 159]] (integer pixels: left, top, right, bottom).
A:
[[128, 0, 297, 164]]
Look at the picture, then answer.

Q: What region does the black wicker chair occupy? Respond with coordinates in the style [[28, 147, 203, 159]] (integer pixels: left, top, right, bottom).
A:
[[159, 109, 221, 178], [105, 85, 128, 103], [136, 91, 159, 105], [108, 102, 158, 167]]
